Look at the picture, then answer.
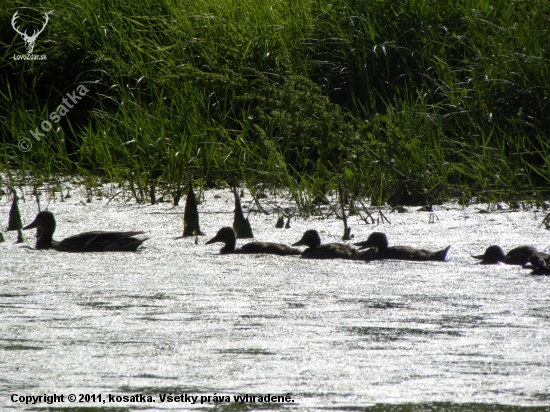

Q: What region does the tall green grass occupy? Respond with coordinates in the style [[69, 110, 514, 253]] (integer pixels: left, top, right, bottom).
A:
[[1, 0, 549, 211]]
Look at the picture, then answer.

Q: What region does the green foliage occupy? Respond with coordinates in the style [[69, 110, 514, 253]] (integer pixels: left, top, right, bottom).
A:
[[1, 0, 549, 209]]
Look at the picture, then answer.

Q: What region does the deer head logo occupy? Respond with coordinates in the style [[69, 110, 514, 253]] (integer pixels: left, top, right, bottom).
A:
[[11, 11, 49, 54]]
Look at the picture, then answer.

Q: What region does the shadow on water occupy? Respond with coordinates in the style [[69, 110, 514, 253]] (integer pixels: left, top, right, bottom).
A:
[[395, 315, 486, 329], [76, 302, 136, 311], [0, 293, 30, 298], [118, 385, 209, 395], [338, 299, 410, 309], [132, 374, 179, 380], [216, 348, 276, 355], [2, 344, 44, 351], [240, 314, 283, 319], [125, 294, 171, 301], [287, 302, 306, 308], [346, 326, 461, 342], [1, 338, 44, 351], [76, 299, 166, 311], [528, 307, 550, 320]]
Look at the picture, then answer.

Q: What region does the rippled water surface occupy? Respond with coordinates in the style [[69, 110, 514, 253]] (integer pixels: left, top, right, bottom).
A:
[[1, 189, 550, 411]]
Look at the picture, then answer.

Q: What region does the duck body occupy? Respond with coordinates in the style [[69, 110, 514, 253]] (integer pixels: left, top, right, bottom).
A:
[[301, 243, 357, 260], [292, 230, 360, 260], [367, 245, 451, 261], [23, 211, 148, 252], [472, 245, 537, 265], [51, 231, 148, 252], [206, 227, 301, 255], [504, 246, 538, 265], [354, 232, 450, 261]]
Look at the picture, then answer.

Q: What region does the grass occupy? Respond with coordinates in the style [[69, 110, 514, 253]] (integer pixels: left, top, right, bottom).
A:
[[1, 0, 549, 213]]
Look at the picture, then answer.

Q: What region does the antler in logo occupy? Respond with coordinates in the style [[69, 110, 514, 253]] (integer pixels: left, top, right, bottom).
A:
[[12, 11, 49, 54]]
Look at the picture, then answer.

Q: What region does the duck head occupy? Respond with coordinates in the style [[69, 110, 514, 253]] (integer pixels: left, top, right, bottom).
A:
[[23, 211, 56, 249], [354, 232, 388, 250], [292, 230, 321, 248], [471, 245, 505, 263], [206, 227, 237, 252], [23, 211, 56, 234]]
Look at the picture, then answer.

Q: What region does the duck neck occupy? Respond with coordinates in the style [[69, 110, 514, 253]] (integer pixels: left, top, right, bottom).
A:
[[376, 237, 389, 251], [220, 240, 236, 254], [36, 231, 54, 249]]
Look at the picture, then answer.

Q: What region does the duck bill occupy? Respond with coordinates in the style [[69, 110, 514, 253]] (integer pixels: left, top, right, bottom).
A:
[[205, 234, 221, 245], [353, 241, 370, 250], [23, 219, 39, 230], [292, 237, 307, 247], [471, 254, 485, 260]]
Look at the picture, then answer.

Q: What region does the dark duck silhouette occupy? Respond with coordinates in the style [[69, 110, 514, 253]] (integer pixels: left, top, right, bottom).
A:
[[292, 229, 366, 260], [354, 232, 450, 261], [206, 226, 301, 255], [471, 245, 538, 265], [526, 253, 550, 275], [23, 211, 148, 252]]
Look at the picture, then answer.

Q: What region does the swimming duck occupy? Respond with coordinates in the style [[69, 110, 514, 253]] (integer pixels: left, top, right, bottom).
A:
[[354, 232, 450, 261], [292, 229, 364, 259], [206, 226, 301, 255], [22, 211, 148, 252], [471, 245, 537, 265], [527, 253, 550, 275]]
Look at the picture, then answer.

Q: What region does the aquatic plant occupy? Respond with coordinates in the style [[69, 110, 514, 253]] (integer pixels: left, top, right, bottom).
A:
[[232, 187, 253, 239], [1, 0, 549, 211], [182, 182, 203, 237], [7, 191, 22, 231]]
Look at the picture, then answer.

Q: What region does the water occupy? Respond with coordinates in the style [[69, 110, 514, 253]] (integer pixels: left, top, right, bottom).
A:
[[1, 188, 550, 411]]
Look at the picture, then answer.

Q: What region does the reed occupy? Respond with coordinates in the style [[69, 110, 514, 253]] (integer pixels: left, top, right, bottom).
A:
[[1, 0, 549, 212]]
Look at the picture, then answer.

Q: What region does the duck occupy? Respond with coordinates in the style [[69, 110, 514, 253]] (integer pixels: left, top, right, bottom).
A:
[[206, 226, 301, 255], [526, 253, 550, 275], [22, 211, 148, 252], [354, 232, 450, 261], [291, 229, 367, 260], [471, 245, 537, 265]]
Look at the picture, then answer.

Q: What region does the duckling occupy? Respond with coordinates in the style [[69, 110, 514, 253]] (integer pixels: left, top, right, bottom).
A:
[[206, 226, 301, 255], [292, 229, 360, 259], [471, 245, 537, 265], [22, 211, 148, 252], [354, 232, 450, 261]]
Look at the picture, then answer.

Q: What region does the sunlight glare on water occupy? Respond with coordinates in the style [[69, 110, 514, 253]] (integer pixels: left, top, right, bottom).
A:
[[1, 187, 550, 411]]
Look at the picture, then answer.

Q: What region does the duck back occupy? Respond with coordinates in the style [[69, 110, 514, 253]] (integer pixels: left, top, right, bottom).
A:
[[503, 245, 537, 265], [301, 243, 357, 260], [236, 242, 301, 256], [374, 245, 450, 261], [54, 231, 148, 252]]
